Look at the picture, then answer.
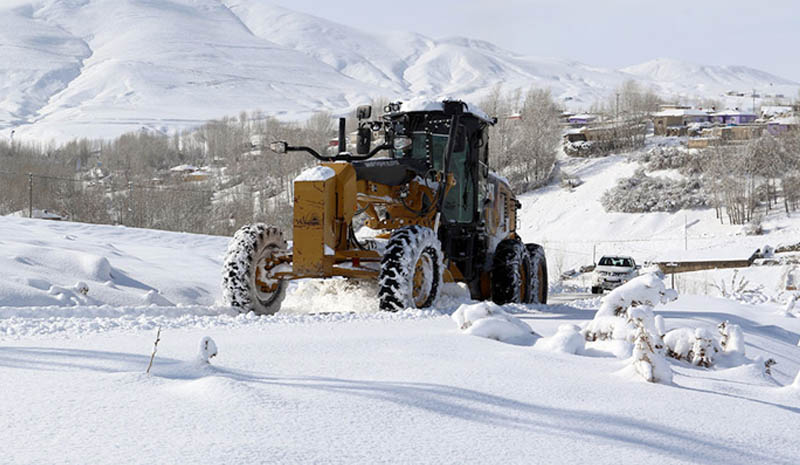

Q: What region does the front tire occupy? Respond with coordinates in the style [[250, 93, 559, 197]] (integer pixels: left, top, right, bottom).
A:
[[378, 226, 443, 312], [221, 223, 288, 315]]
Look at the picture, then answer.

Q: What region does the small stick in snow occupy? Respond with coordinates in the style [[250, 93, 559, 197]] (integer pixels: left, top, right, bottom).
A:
[[146, 327, 162, 375]]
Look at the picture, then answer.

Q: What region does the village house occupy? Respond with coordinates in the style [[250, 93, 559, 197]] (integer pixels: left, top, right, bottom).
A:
[[652, 106, 710, 136], [766, 115, 800, 135], [710, 109, 757, 125], [687, 124, 766, 148], [567, 113, 598, 127]]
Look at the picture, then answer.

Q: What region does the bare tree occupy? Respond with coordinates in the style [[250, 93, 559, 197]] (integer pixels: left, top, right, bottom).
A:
[[480, 86, 559, 191]]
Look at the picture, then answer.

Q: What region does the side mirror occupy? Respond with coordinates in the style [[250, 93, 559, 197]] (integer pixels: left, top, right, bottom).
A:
[[356, 105, 372, 120], [356, 127, 372, 155], [269, 141, 288, 154]]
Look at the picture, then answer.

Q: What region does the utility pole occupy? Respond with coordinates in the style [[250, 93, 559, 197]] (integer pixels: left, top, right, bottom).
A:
[[752, 88, 757, 115], [615, 92, 620, 121], [684, 214, 688, 251], [28, 173, 33, 218], [128, 181, 133, 226]]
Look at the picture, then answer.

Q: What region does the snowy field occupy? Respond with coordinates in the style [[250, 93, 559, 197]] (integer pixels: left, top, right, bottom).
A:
[[2, 206, 800, 464]]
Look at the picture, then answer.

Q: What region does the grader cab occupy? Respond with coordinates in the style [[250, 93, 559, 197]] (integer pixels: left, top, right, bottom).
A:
[[221, 100, 547, 314]]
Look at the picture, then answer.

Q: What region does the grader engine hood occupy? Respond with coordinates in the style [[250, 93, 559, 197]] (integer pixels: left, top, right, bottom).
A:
[[292, 163, 356, 277]]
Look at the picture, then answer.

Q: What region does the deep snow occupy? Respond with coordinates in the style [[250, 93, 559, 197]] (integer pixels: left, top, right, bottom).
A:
[[2, 212, 800, 464]]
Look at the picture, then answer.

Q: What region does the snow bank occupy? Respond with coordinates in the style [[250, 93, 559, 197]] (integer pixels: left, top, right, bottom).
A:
[[534, 324, 584, 354], [0, 216, 226, 308], [451, 302, 537, 346]]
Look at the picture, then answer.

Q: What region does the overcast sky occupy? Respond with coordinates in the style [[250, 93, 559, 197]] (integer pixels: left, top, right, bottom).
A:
[[272, 0, 799, 82]]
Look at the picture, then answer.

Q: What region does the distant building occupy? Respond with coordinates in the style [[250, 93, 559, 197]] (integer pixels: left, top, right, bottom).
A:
[[710, 109, 757, 125], [760, 105, 794, 118], [691, 124, 765, 147], [766, 116, 800, 135], [567, 113, 598, 126], [652, 108, 710, 136]]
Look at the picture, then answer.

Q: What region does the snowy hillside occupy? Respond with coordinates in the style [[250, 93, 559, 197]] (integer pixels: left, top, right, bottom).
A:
[[623, 57, 798, 93], [1, 0, 797, 141]]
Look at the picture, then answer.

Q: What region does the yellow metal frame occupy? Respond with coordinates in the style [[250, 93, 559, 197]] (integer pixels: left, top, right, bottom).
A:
[[267, 161, 472, 286]]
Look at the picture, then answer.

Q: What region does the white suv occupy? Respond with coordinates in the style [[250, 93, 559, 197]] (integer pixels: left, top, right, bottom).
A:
[[591, 256, 637, 294]]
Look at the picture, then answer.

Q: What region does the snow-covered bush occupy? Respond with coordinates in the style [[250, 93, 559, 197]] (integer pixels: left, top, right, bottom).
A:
[[197, 336, 218, 364], [601, 169, 707, 213], [583, 273, 677, 383], [717, 321, 745, 355], [629, 310, 672, 383], [663, 328, 719, 368], [75, 281, 89, 296], [639, 146, 704, 175], [711, 270, 768, 304], [452, 302, 538, 346], [535, 324, 584, 354], [584, 272, 677, 342]]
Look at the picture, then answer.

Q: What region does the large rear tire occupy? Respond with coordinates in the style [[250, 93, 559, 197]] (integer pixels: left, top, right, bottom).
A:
[[492, 239, 531, 305], [525, 243, 548, 304], [221, 223, 287, 315], [378, 226, 443, 312]]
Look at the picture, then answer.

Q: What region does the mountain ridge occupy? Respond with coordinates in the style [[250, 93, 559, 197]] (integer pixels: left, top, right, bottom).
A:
[[1, 0, 797, 142]]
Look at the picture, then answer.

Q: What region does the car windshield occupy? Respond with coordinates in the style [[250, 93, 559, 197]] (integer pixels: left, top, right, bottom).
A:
[[599, 257, 633, 267]]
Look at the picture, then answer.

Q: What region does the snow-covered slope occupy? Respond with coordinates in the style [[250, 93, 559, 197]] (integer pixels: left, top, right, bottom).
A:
[[624, 57, 798, 95], [1, 1, 797, 142]]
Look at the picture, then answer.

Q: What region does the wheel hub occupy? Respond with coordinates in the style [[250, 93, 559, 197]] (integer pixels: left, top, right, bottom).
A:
[[254, 247, 281, 297], [412, 252, 434, 308]]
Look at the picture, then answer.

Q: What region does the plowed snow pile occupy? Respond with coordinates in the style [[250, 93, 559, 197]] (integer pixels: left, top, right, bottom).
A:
[[2, 215, 800, 464]]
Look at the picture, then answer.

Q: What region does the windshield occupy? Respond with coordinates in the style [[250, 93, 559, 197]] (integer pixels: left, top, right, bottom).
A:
[[393, 131, 474, 223], [598, 257, 633, 267]]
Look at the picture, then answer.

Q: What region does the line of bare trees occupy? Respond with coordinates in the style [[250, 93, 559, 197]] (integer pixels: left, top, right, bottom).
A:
[[480, 86, 561, 191], [705, 132, 800, 225], [2, 91, 566, 235], [0, 110, 338, 235]]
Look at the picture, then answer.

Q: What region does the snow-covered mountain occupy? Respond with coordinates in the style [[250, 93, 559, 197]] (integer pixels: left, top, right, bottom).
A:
[[1, 0, 797, 141], [623, 58, 798, 97]]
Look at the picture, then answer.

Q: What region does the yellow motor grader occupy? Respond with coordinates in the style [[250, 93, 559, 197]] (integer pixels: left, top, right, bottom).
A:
[[221, 100, 547, 314]]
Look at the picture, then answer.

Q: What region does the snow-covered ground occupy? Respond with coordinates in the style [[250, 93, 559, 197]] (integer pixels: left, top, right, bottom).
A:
[[2, 205, 800, 463], [4, 136, 800, 463], [518, 151, 800, 304]]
